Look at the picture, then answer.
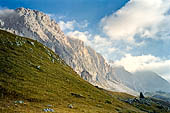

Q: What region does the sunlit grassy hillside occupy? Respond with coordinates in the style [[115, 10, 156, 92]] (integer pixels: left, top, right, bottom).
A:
[[0, 30, 168, 113]]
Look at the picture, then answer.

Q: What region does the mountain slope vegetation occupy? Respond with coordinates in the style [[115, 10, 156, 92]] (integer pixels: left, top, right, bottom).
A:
[[0, 30, 169, 113], [0, 7, 137, 94], [0, 30, 143, 113]]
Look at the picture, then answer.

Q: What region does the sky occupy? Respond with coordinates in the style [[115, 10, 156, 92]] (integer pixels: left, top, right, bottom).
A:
[[1, 0, 170, 81]]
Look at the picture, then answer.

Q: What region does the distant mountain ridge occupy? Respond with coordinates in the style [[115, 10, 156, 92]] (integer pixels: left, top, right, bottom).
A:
[[133, 71, 170, 92], [0, 7, 170, 95], [108, 67, 170, 93]]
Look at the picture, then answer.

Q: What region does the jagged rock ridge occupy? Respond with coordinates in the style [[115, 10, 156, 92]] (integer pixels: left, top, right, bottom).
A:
[[0, 7, 137, 95], [1, 8, 170, 95]]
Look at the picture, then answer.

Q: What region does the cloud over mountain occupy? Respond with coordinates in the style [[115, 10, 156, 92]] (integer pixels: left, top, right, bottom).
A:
[[114, 54, 170, 82], [0, 8, 15, 17], [100, 0, 170, 42]]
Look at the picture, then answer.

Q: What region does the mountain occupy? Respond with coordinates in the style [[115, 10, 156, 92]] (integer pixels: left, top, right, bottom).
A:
[[0, 29, 149, 113], [0, 7, 137, 95], [133, 71, 170, 92], [145, 91, 170, 102], [1, 29, 170, 113], [1, 7, 170, 95], [107, 67, 135, 89], [107, 66, 170, 93]]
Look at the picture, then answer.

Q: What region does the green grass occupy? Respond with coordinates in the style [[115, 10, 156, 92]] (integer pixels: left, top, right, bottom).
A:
[[0, 30, 167, 113]]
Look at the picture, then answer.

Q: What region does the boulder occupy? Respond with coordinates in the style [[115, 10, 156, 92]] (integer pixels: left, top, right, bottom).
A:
[[68, 104, 73, 109], [71, 93, 85, 98], [36, 66, 41, 69], [42, 108, 54, 112], [140, 92, 145, 99]]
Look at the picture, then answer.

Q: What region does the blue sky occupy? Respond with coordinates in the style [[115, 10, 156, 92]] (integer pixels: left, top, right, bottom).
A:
[[1, 0, 170, 81], [0, 0, 128, 30]]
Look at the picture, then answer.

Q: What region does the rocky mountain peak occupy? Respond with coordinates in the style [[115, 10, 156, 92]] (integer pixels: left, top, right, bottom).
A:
[[0, 7, 137, 94], [15, 7, 52, 23], [2, 7, 169, 95], [0, 7, 64, 42]]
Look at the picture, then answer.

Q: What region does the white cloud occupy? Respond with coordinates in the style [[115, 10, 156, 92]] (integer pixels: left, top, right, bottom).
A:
[[0, 8, 16, 27], [58, 16, 66, 20], [77, 20, 89, 29], [114, 54, 170, 81], [58, 20, 76, 31], [47, 13, 62, 20], [92, 35, 112, 49], [67, 30, 91, 43], [100, 0, 170, 42], [58, 20, 88, 31], [0, 8, 15, 17], [90, 35, 120, 60], [66, 32, 118, 60]]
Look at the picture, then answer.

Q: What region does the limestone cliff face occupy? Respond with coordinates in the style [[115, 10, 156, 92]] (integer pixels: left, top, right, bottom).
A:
[[0, 8, 137, 95], [81, 70, 93, 82]]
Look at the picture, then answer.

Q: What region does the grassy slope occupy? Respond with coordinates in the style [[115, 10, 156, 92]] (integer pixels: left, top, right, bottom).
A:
[[0, 30, 162, 113]]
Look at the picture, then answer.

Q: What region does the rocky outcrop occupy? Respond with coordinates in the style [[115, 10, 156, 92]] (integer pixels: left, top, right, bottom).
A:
[[0, 7, 136, 95], [81, 70, 93, 82], [2, 8, 170, 95]]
